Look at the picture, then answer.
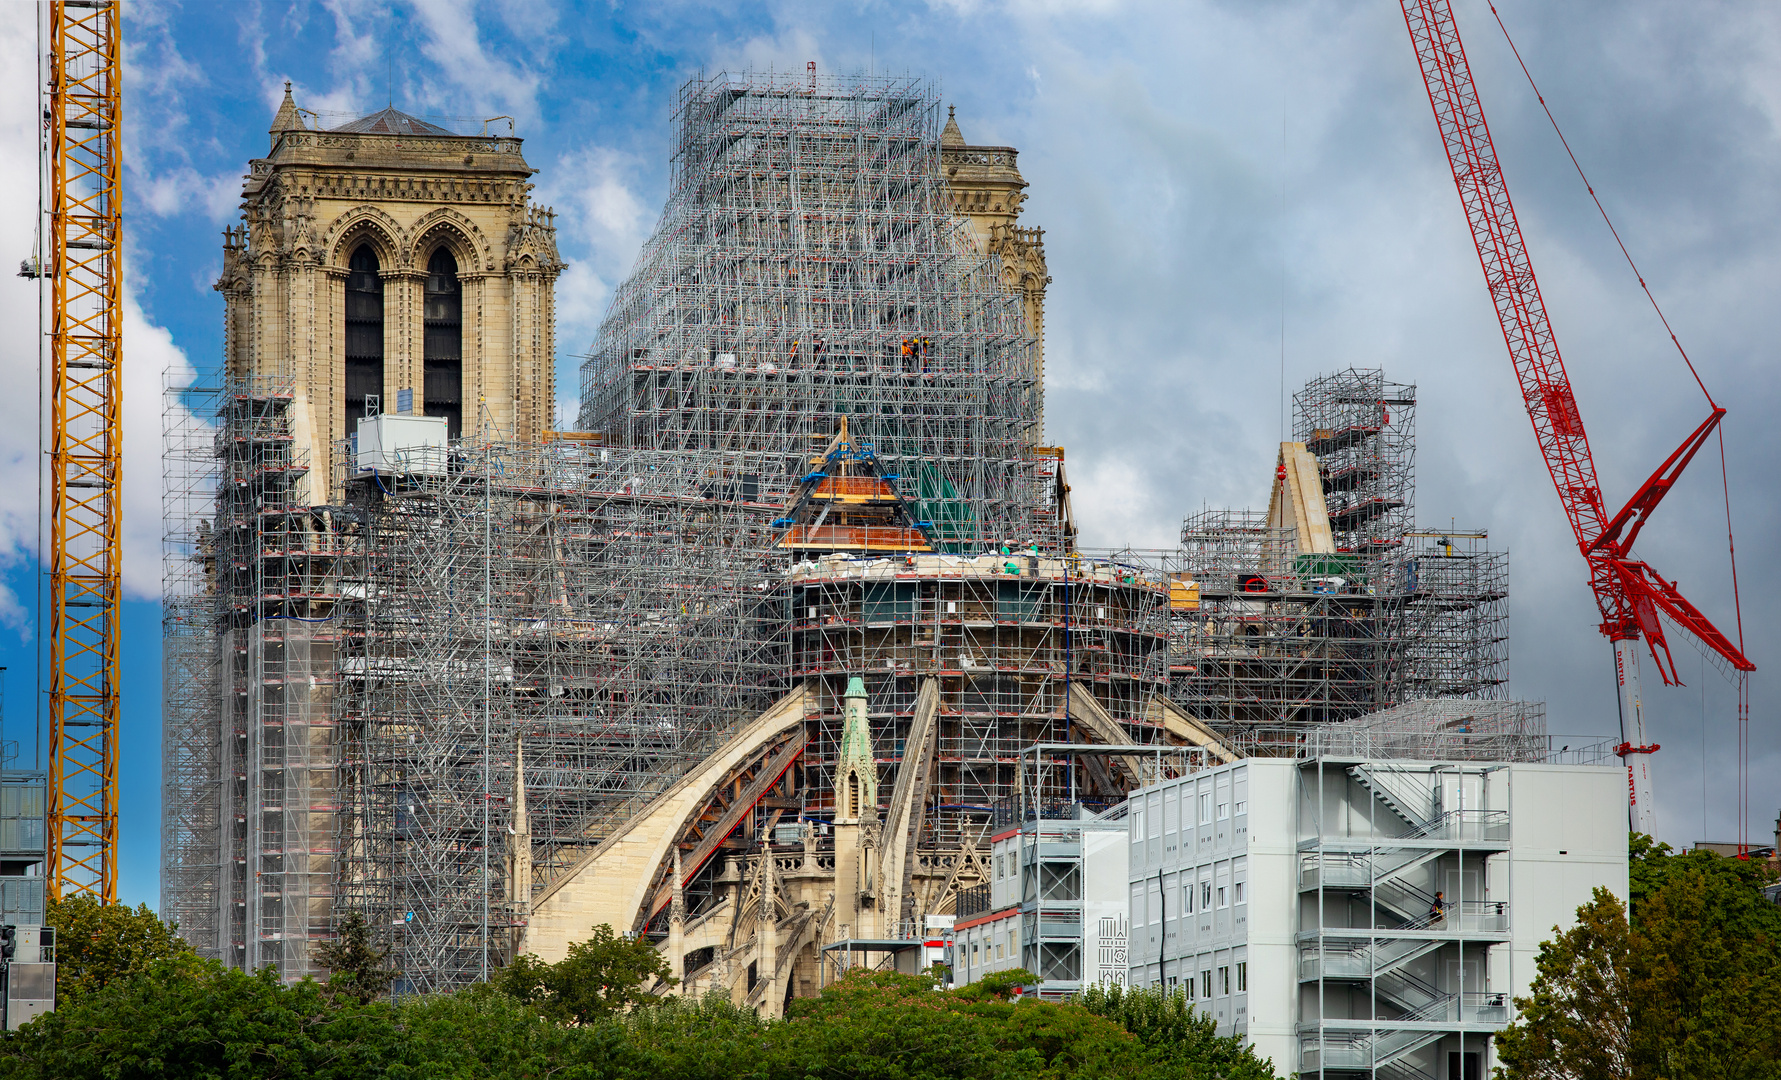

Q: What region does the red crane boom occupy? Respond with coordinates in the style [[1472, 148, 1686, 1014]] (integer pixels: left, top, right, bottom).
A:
[[1398, 0, 1754, 834]]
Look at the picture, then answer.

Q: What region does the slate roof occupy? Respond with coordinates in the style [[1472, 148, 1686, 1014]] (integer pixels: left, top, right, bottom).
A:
[[329, 107, 458, 137]]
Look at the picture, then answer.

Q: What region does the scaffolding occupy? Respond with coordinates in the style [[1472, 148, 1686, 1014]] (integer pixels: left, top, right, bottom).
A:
[[1130, 369, 1508, 736], [1139, 520, 1411, 729], [322, 437, 794, 991], [1294, 368, 1416, 554], [160, 377, 350, 978], [1223, 699, 1547, 762], [784, 554, 1171, 848], [580, 70, 1042, 550], [164, 70, 1069, 993], [1396, 531, 1509, 700], [160, 377, 224, 959]]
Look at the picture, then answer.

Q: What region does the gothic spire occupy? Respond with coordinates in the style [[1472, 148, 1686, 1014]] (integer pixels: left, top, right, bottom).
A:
[[270, 80, 304, 136]]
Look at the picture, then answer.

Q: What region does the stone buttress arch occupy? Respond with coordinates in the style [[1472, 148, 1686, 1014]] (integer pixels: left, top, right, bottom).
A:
[[522, 685, 811, 962]]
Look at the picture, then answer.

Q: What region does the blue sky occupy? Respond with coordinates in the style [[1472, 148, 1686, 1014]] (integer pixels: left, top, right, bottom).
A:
[[0, 0, 1776, 907]]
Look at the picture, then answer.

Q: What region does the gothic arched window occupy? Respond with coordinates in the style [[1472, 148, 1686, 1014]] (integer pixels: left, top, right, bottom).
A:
[[344, 244, 383, 427], [424, 248, 463, 438]]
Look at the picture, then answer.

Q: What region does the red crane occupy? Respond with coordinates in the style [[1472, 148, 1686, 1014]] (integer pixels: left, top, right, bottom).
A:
[[1399, 0, 1755, 837]]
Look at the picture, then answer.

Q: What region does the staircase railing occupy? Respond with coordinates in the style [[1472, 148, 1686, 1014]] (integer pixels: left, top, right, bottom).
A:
[[1349, 764, 1439, 828]]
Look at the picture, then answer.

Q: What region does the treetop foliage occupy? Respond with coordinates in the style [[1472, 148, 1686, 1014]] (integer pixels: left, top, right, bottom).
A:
[[41, 894, 198, 1004], [1497, 833, 1781, 1080], [311, 911, 398, 1005], [0, 912, 1283, 1080], [494, 924, 677, 1024]]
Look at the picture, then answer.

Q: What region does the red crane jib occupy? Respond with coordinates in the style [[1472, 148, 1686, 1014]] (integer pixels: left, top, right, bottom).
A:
[[1400, 0, 1754, 685]]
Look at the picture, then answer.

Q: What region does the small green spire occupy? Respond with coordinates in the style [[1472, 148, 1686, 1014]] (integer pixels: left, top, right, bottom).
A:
[[837, 676, 876, 819]]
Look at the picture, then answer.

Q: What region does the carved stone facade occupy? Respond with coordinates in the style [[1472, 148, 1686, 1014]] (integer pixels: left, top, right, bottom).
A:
[[941, 107, 1051, 434], [217, 85, 563, 500]]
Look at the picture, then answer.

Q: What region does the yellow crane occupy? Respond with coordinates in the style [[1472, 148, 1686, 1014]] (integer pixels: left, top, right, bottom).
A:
[[43, 0, 122, 901]]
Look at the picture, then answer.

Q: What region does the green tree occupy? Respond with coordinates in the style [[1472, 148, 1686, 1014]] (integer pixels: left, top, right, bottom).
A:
[[496, 924, 676, 1025], [1494, 889, 1633, 1080], [1627, 831, 1676, 911], [0, 959, 649, 1080], [313, 911, 399, 1004], [1498, 844, 1781, 1080], [41, 895, 197, 1004], [776, 968, 1152, 1079], [0, 960, 397, 1079], [1625, 857, 1781, 1077], [1079, 981, 1281, 1079], [619, 990, 770, 1080], [953, 966, 1037, 1001]]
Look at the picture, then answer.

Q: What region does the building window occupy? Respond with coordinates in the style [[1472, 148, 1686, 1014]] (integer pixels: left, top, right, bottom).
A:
[[1217, 886, 1227, 909], [996, 939, 1003, 960], [1202, 882, 1212, 910], [1200, 793, 1212, 824], [1234, 800, 1247, 817], [1217, 801, 1229, 821], [1237, 961, 1247, 992], [1233, 881, 1245, 904], [1201, 970, 1212, 999], [1220, 966, 1230, 995], [423, 247, 463, 438], [344, 244, 383, 428], [1182, 883, 1193, 914], [996, 854, 1003, 879]]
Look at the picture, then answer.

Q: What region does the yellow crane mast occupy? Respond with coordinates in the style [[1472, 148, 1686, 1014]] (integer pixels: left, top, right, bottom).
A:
[[45, 0, 122, 902]]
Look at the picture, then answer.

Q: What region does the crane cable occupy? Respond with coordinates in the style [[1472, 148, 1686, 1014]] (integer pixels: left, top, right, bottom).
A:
[[1487, 1, 1714, 408], [1488, 1, 1751, 849]]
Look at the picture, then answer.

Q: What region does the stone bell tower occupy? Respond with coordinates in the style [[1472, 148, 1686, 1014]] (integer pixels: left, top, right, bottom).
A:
[[941, 105, 1050, 434], [216, 83, 564, 501]]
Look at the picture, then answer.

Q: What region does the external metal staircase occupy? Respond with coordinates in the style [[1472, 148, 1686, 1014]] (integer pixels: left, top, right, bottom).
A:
[[1347, 766, 1438, 829], [1300, 761, 1513, 1077]]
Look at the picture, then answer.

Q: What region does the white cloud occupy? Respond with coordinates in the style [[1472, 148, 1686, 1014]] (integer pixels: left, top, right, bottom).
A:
[[0, 9, 47, 642], [139, 165, 241, 223], [403, 0, 544, 127], [707, 26, 829, 77], [535, 144, 655, 403], [125, 288, 205, 602]]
